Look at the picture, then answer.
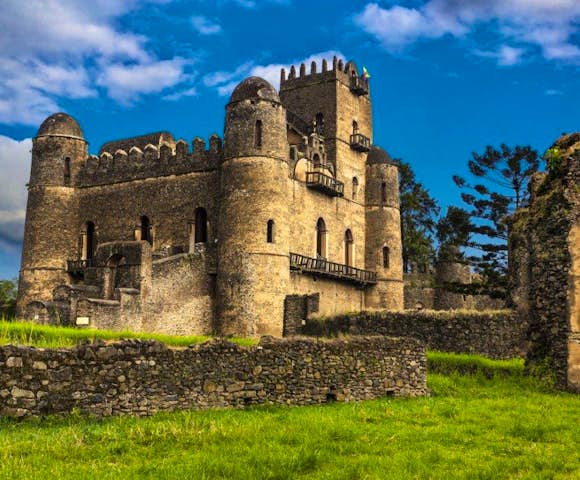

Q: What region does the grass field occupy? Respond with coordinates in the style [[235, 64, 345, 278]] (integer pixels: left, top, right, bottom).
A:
[[0, 319, 256, 347], [1, 352, 578, 479]]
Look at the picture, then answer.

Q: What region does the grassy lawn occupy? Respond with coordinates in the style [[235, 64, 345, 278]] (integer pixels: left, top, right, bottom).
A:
[[0, 319, 256, 347], [1, 356, 578, 479]]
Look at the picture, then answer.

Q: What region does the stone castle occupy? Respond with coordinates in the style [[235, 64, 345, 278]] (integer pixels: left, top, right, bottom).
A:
[[17, 57, 404, 337]]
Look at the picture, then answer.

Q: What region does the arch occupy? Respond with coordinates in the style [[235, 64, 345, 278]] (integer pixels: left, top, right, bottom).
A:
[[352, 177, 359, 199], [382, 246, 390, 269], [315, 112, 324, 135], [352, 120, 359, 135], [64, 157, 71, 186], [84, 221, 95, 260], [345, 229, 354, 266], [316, 218, 327, 258], [254, 120, 263, 148], [103, 254, 126, 300], [194, 208, 208, 243], [312, 153, 321, 166], [381, 182, 387, 204], [267, 219, 275, 243], [139, 215, 152, 244]]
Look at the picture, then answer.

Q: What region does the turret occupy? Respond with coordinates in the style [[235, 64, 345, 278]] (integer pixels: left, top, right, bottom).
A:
[[216, 77, 290, 336], [17, 113, 87, 317], [364, 146, 404, 310]]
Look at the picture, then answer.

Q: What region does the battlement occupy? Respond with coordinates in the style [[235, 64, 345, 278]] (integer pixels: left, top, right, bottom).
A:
[[280, 56, 369, 95], [77, 134, 222, 187]]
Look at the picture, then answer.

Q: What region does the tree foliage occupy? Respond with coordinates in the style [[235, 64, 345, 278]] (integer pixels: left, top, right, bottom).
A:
[[0, 278, 17, 318], [396, 159, 440, 273], [436, 206, 472, 261], [452, 144, 540, 285]]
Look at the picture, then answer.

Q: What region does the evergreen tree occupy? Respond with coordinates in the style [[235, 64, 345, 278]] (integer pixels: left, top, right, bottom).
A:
[[452, 144, 540, 285], [396, 160, 440, 273]]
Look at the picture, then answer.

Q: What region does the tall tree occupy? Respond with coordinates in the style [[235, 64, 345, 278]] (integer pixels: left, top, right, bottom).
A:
[[396, 160, 440, 273], [436, 206, 472, 261], [452, 144, 540, 285], [0, 278, 17, 318]]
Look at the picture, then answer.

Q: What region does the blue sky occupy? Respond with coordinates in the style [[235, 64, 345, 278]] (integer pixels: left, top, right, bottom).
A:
[[0, 0, 579, 278]]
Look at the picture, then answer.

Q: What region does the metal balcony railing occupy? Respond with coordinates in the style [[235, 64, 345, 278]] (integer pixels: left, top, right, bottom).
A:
[[306, 171, 344, 197], [66, 258, 95, 275], [350, 76, 369, 95], [350, 133, 371, 152], [290, 252, 377, 286]]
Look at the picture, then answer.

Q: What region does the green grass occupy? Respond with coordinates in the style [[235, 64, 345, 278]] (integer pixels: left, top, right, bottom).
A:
[[0, 319, 256, 348], [1, 357, 578, 479]]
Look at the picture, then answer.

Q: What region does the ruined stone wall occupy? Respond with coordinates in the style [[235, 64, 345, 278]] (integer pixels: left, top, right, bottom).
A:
[[516, 139, 580, 391], [303, 310, 526, 359], [0, 336, 427, 418]]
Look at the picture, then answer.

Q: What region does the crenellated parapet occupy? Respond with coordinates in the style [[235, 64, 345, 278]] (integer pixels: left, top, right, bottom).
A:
[[77, 134, 223, 186], [280, 56, 369, 95]]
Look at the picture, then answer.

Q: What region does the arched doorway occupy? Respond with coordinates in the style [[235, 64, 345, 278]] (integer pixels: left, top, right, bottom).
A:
[[345, 229, 353, 266], [316, 218, 327, 259], [140, 215, 152, 244], [194, 208, 208, 243]]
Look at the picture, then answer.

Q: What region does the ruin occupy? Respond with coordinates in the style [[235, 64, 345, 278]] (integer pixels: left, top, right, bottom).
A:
[[17, 57, 404, 337]]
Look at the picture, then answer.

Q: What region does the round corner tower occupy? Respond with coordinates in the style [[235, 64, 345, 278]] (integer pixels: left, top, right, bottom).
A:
[[364, 146, 404, 310], [216, 77, 290, 336], [17, 113, 86, 316]]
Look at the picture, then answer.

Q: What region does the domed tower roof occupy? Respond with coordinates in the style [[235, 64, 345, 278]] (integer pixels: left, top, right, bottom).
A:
[[36, 112, 84, 139], [367, 146, 393, 165], [229, 76, 280, 104]]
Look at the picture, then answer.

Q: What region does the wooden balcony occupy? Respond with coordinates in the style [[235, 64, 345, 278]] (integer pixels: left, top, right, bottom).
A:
[[306, 171, 344, 197], [66, 259, 95, 276], [350, 133, 371, 152], [290, 252, 377, 286], [350, 76, 369, 96]]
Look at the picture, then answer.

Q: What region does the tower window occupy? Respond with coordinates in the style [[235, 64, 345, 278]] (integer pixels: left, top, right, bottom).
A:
[[381, 182, 387, 204], [316, 218, 327, 258], [382, 246, 390, 269], [313, 153, 321, 166], [352, 120, 359, 135], [254, 120, 263, 148], [64, 157, 71, 186], [345, 229, 353, 266], [267, 219, 275, 243], [195, 208, 208, 243], [315, 112, 324, 135], [352, 177, 359, 199], [140, 215, 152, 244]]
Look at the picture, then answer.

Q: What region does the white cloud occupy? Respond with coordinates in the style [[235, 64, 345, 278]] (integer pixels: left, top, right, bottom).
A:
[[191, 15, 222, 35], [354, 1, 580, 64], [0, 136, 31, 248], [0, 0, 194, 125], [473, 45, 526, 66], [204, 50, 344, 96], [545, 89, 563, 96], [163, 86, 199, 101]]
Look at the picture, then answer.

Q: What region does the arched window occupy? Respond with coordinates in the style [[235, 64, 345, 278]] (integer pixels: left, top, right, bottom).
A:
[[352, 177, 359, 199], [345, 229, 354, 266], [140, 215, 152, 244], [381, 182, 387, 204], [84, 221, 95, 260], [315, 112, 324, 135], [316, 218, 327, 258], [64, 157, 71, 186], [352, 120, 359, 135], [289, 146, 296, 161], [194, 208, 208, 243], [267, 219, 275, 243], [254, 120, 263, 148], [313, 153, 321, 166], [382, 246, 390, 269]]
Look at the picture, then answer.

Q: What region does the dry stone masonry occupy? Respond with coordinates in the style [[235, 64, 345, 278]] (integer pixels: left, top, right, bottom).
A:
[[0, 336, 427, 418]]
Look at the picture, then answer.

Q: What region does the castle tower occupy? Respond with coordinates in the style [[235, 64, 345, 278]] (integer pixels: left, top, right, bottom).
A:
[[216, 77, 290, 336], [364, 147, 404, 310], [280, 58, 372, 197], [17, 113, 87, 316]]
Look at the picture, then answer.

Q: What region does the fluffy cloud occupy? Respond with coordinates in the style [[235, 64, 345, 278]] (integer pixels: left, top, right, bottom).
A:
[[354, 1, 580, 65], [0, 0, 193, 125], [191, 15, 222, 35], [204, 50, 345, 96], [473, 45, 526, 66], [0, 136, 31, 251]]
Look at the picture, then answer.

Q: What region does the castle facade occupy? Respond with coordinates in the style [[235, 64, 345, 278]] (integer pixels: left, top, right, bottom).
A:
[[17, 57, 403, 337]]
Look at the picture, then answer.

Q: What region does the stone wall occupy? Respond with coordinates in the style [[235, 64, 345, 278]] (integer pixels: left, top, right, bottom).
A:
[[0, 336, 427, 418], [303, 310, 526, 359]]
